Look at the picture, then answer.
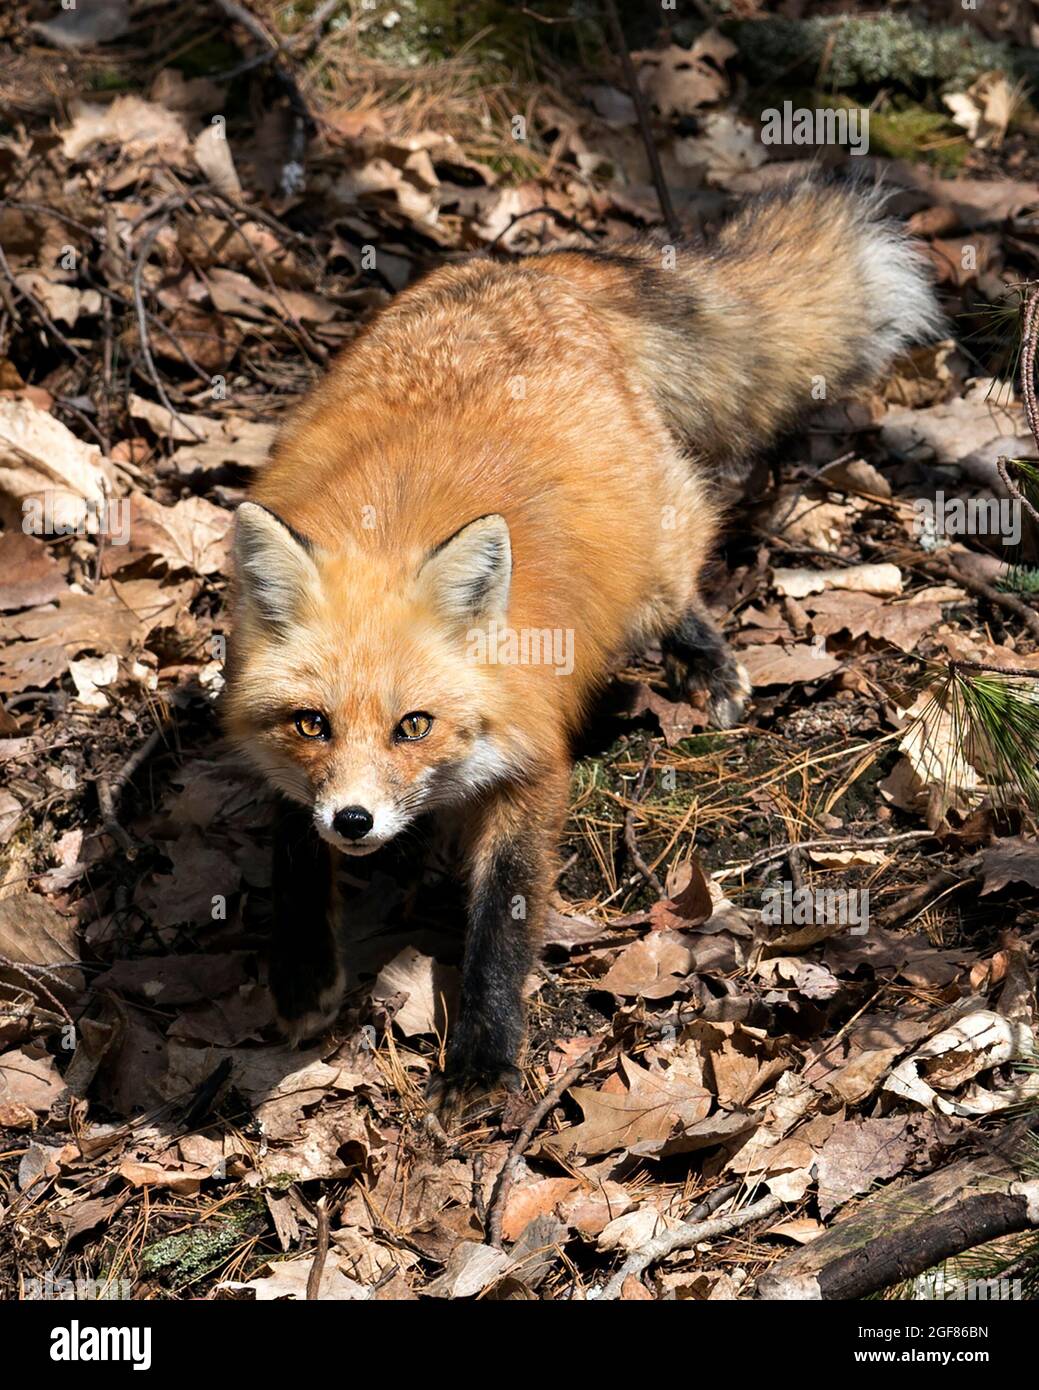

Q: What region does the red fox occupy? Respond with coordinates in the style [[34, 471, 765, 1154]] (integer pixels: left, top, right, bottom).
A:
[[225, 178, 940, 1110]]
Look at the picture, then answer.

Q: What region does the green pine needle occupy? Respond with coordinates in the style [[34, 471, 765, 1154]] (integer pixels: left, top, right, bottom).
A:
[[959, 290, 1029, 398], [1000, 566, 1039, 595], [912, 666, 1039, 816]]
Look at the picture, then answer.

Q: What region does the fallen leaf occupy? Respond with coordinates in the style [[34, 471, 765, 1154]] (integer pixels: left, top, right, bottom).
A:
[[773, 563, 903, 599], [816, 1116, 924, 1218], [740, 643, 840, 686], [225, 1259, 367, 1301], [423, 1242, 512, 1299], [0, 1047, 65, 1111], [629, 683, 709, 745], [0, 396, 112, 533], [600, 931, 695, 999], [980, 837, 1039, 895], [540, 1054, 711, 1159], [60, 95, 189, 161], [371, 946, 458, 1037], [0, 531, 67, 611], [632, 33, 735, 117]]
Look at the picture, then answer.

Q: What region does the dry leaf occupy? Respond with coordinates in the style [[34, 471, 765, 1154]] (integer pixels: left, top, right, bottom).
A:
[[740, 643, 840, 686], [773, 563, 903, 599]]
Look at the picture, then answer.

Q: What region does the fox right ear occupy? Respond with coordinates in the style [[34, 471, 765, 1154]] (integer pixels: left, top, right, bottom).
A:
[[417, 513, 512, 629], [233, 502, 318, 629]]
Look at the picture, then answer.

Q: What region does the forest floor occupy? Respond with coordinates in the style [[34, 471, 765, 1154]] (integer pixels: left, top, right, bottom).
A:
[[3, 0, 1039, 1301]]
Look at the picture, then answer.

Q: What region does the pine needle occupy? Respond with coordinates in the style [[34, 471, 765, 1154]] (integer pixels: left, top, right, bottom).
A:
[[930, 665, 1039, 814]]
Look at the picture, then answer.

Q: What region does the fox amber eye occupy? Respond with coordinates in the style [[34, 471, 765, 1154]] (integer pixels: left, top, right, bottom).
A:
[[293, 709, 329, 740], [396, 712, 433, 741]]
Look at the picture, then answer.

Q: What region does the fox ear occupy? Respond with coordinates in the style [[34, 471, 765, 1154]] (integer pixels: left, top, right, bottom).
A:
[[234, 502, 318, 629], [418, 514, 512, 628]]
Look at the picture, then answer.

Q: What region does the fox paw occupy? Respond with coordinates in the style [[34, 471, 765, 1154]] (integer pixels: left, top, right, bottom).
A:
[[667, 649, 750, 730], [426, 1059, 523, 1125], [272, 961, 345, 1046], [704, 657, 751, 730]]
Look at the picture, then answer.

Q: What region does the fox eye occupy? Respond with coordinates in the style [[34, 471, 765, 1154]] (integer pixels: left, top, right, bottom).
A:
[[396, 712, 433, 741], [293, 709, 329, 740]]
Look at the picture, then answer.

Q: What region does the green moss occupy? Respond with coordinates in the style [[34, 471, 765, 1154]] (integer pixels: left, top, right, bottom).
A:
[[87, 70, 135, 93], [486, 149, 544, 181], [141, 1203, 260, 1286], [744, 84, 967, 170], [336, 0, 621, 73], [730, 14, 1037, 94], [1000, 566, 1039, 595], [868, 102, 967, 170]]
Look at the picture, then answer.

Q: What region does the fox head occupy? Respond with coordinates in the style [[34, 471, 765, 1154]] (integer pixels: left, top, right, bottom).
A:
[[225, 503, 518, 855]]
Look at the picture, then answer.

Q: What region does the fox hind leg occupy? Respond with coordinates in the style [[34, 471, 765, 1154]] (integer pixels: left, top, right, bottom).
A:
[[270, 799, 345, 1043], [662, 606, 750, 730]]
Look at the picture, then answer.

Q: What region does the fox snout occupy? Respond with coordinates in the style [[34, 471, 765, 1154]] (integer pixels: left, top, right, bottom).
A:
[[313, 790, 409, 855]]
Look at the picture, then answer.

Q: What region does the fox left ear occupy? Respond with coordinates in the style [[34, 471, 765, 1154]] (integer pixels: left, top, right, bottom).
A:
[[418, 514, 512, 628], [234, 502, 319, 631]]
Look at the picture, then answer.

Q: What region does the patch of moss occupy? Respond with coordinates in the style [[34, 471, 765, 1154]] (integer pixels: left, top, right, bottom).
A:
[[743, 85, 966, 170], [669, 733, 729, 758], [486, 149, 545, 182], [1000, 566, 1039, 595], [338, 0, 625, 74], [868, 102, 967, 171], [88, 70, 135, 93], [141, 1203, 260, 1286], [730, 14, 1037, 95]]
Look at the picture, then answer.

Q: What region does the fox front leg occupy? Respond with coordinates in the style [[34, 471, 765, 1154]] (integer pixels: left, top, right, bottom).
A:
[[430, 769, 567, 1117], [270, 799, 345, 1043]]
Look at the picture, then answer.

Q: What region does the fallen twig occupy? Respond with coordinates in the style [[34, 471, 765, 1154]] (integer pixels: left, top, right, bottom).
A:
[[874, 865, 975, 930], [926, 551, 1039, 643], [0, 956, 75, 1024], [489, 203, 602, 251], [0, 241, 89, 366], [213, 0, 313, 196], [306, 1197, 331, 1300], [997, 456, 1039, 530], [623, 750, 666, 898], [132, 201, 206, 443], [486, 1048, 605, 1248], [602, 0, 681, 243], [758, 1162, 1039, 1300], [726, 830, 934, 873], [96, 725, 165, 854], [599, 1191, 784, 1300]]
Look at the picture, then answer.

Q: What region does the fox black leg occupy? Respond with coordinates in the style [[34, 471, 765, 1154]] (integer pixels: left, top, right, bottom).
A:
[[662, 605, 750, 729], [270, 799, 345, 1043], [429, 771, 565, 1120]]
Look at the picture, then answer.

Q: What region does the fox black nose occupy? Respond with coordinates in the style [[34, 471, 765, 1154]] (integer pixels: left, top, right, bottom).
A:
[[333, 806, 374, 841]]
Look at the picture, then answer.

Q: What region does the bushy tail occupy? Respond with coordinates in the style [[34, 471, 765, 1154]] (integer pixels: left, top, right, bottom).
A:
[[555, 178, 943, 483], [673, 179, 942, 476]]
